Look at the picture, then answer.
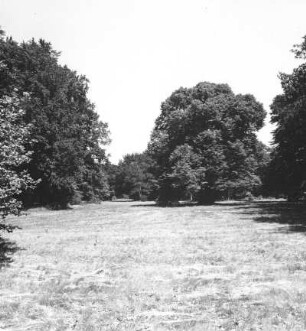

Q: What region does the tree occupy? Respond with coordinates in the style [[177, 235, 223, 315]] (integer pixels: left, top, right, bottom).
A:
[[0, 35, 110, 207], [148, 82, 267, 204], [114, 153, 157, 200], [0, 92, 36, 230], [270, 36, 306, 200], [251, 142, 272, 197], [157, 144, 205, 203]]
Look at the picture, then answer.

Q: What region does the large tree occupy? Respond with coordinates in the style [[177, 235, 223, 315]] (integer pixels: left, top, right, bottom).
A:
[[148, 82, 267, 204], [0, 34, 110, 207], [270, 36, 306, 200]]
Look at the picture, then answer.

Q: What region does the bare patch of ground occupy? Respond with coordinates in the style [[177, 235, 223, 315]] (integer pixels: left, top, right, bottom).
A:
[[1, 200, 306, 330]]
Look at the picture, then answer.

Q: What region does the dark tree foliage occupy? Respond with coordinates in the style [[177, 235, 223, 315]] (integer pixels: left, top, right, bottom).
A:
[[0, 92, 37, 231], [0, 34, 110, 207], [148, 82, 267, 204], [270, 36, 306, 200], [113, 153, 157, 201], [0, 30, 36, 231]]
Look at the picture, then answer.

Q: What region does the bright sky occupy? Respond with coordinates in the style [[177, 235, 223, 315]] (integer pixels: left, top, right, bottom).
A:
[[1, 0, 306, 163]]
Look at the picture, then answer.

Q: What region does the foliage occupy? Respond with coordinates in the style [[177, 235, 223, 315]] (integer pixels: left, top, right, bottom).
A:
[[0, 92, 36, 230], [157, 144, 205, 203], [270, 36, 306, 200], [253, 142, 272, 197], [0, 34, 110, 207], [148, 82, 267, 204], [113, 153, 157, 200]]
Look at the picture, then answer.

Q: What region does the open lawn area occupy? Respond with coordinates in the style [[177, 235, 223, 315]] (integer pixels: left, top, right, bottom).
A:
[[1, 201, 306, 330]]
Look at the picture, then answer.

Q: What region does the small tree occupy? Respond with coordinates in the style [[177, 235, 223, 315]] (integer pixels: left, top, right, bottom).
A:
[[0, 92, 36, 231]]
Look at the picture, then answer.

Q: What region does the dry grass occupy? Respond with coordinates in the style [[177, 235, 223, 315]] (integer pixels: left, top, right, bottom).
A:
[[1, 200, 306, 330]]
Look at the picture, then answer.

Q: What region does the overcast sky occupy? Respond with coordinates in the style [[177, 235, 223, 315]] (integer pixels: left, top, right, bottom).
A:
[[1, 0, 306, 163]]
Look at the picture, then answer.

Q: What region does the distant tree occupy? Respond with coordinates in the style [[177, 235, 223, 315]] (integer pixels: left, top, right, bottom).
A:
[[114, 153, 157, 200], [104, 161, 119, 199], [0, 92, 36, 230], [148, 82, 267, 204], [0, 35, 110, 207], [252, 142, 272, 197], [270, 36, 306, 200]]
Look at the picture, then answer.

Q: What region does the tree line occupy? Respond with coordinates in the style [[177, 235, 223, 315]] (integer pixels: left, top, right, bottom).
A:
[[1, 30, 306, 230]]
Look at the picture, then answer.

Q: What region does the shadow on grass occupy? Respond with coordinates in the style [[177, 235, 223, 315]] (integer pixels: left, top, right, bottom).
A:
[[0, 236, 21, 268], [131, 202, 199, 208], [133, 199, 306, 234], [236, 201, 306, 233], [132, 200, 251, 208]]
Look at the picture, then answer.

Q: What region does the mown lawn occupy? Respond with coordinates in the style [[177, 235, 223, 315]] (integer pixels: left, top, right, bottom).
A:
[[1, 200, 306, 330]]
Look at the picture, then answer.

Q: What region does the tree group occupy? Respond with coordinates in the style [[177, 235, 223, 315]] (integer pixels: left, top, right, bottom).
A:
[[109, 153, 157, 201], [0, 30, 110, 217]]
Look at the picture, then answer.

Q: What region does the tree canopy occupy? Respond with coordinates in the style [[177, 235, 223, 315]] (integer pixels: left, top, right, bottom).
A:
[[148, 82, 267, 204]]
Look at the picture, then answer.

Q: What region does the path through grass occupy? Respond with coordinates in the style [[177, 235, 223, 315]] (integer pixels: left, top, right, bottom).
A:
[[1, 201, 306, 330]]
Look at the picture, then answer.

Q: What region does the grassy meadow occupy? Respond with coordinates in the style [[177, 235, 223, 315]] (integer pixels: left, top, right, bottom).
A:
[[1, 200, 306, 330]]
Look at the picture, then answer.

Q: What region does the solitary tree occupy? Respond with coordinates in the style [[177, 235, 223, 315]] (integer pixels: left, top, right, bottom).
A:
[[148, 82, 267, 204]]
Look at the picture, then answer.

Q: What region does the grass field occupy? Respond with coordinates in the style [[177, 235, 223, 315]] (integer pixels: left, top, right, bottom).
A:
[[1, 200, 306, 330]]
